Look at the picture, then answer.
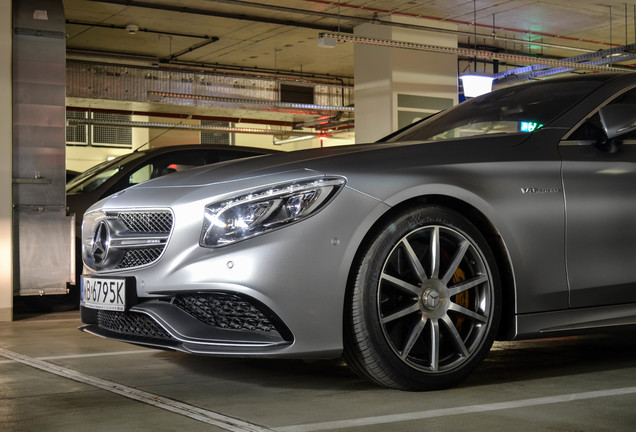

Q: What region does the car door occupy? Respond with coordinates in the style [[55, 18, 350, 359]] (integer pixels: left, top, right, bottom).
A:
[[560, 89, 636, 308]]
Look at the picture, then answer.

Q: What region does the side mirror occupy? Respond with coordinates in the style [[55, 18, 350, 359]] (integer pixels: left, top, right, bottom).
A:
[[598, 103, 636, 139]]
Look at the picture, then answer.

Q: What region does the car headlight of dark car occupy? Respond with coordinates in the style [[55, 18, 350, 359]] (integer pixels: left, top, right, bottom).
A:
[[200, 176, 346, 247]]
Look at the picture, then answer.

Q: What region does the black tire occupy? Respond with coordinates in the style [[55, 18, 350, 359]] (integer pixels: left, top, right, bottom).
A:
[[344, 205, 501, 390]]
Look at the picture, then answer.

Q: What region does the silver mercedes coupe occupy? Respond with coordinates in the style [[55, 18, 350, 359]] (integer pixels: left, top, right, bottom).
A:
[[79, 73, 636, 390]]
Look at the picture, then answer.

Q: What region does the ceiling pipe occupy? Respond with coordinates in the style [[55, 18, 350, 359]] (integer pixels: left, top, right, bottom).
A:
[[67, 118, 330, 137], [66, 49, 160, 67], [66, 20, 220, 61], [167, 38, 220, 61], [65, 106, 297, 127], [66, 20, 217, 40]]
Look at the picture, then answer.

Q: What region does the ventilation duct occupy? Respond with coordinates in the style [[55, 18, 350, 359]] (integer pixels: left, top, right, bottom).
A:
[[65, 117, 329, 137], [66, 60, 354, 117], [12, 0, 74, 296]]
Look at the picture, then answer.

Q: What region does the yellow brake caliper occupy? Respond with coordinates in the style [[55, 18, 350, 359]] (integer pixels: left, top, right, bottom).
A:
[[452, 267, 469, 332]]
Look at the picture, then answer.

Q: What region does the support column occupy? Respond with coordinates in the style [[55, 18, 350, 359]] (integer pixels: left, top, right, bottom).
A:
[[354, 17, 458, 143], [12, 0, 72, 299], [1, 0, 13, 320]]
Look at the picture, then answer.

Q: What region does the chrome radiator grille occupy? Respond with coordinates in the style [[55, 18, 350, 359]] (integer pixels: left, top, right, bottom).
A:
[[84, 209, 173, 271]]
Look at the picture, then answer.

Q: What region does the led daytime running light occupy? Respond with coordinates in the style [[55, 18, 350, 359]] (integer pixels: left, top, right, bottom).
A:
[[200, 177, 346, 247]]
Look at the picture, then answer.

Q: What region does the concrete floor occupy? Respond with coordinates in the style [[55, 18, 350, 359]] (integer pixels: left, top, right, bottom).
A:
[[2, 310, 636, 432]]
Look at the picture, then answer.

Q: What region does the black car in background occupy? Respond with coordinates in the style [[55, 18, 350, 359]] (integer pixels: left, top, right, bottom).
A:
[[67, 144, 276, 226]]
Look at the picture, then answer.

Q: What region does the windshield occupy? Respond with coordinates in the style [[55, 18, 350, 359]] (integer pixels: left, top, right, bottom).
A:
[[66, 152, 146, 194], [386, 77, 606, 142]]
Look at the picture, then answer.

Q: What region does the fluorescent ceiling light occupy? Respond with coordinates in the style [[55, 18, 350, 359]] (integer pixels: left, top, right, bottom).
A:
[[460, 74, 494, 98], [317, 37, 337, 48]]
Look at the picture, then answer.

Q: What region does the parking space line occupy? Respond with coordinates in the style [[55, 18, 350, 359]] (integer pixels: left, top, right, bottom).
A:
[[0, 349, 151, 365], [274, 386, 636, 432], [0, 347, 273, 432], [38, 349, 152, 361]]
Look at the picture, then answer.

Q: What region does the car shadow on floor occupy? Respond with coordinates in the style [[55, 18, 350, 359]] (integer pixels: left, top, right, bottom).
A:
[[148, 331, 636, 392], [465, 331, 636, 388]]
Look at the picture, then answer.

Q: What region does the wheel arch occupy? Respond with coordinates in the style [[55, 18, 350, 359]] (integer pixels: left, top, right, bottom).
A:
[[345, 194, 517, 342]]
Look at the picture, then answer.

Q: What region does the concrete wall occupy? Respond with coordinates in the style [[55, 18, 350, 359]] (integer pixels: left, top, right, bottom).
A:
[[1, 0, 13, 320]]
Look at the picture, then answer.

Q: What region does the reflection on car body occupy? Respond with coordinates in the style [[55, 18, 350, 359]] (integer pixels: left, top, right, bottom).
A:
[[79, 74, 636, 390]]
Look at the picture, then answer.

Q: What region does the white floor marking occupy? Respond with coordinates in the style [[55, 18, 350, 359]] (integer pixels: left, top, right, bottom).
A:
[[38, 349, 152, 360], [0, 347, 273, 432], [0, 349, 151, 365], [274, 386, 636, 432]]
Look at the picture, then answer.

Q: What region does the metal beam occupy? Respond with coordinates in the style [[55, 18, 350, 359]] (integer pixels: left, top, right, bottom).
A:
[[320, 32, 633, 74], [496, 43, 636, 81]]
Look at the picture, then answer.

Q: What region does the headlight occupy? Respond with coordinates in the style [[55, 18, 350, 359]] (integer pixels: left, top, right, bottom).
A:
[[200, 176, 346, 247]]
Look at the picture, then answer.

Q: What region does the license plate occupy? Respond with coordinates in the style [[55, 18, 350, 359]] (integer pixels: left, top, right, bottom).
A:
[[82, 276, 126, 311]]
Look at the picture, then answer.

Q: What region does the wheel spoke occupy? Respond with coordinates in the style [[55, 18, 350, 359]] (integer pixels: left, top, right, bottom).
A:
[[441, 314, 469, 358], [430, 227, 440, 279], [429, 318, 440, 371], [402, 238, 428, 282], [381, 273, 421, 296], [381, 302, 421, 324], [441, 239, 470, 285], [448, 275, 489, 297], [399, 316, 427, 360], [448, 302, 488, 323]]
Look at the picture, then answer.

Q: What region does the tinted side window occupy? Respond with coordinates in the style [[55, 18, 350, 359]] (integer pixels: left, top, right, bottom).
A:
[[104, 150, 209, 197], [389, 78, 604, 142], [145, 151, 208, 179], [570, 87, 636, 140]]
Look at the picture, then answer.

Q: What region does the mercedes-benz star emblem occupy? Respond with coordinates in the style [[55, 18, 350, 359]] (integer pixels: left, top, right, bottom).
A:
[[91, 220, 111, 266]]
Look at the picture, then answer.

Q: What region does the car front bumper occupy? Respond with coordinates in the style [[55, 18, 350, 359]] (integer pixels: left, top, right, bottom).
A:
[[80, 184, 389, 358]]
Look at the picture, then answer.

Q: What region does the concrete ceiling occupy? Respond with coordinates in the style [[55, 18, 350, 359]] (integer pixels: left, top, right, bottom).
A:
[[61, 0, 636, 128], [64, 0, 636, 79]]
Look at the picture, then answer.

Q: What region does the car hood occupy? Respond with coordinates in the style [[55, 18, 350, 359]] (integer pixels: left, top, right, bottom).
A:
[[90, 134, 530, 212], [130, 141, 396, 188], [141, 135, 527, 186]]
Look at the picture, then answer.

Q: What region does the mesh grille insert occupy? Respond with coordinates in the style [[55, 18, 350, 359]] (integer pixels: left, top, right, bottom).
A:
[[117, 211, 173, 233], [172, 293, 283, 335], [98, 310, 173, 340], [116, 248, 164, 269]]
